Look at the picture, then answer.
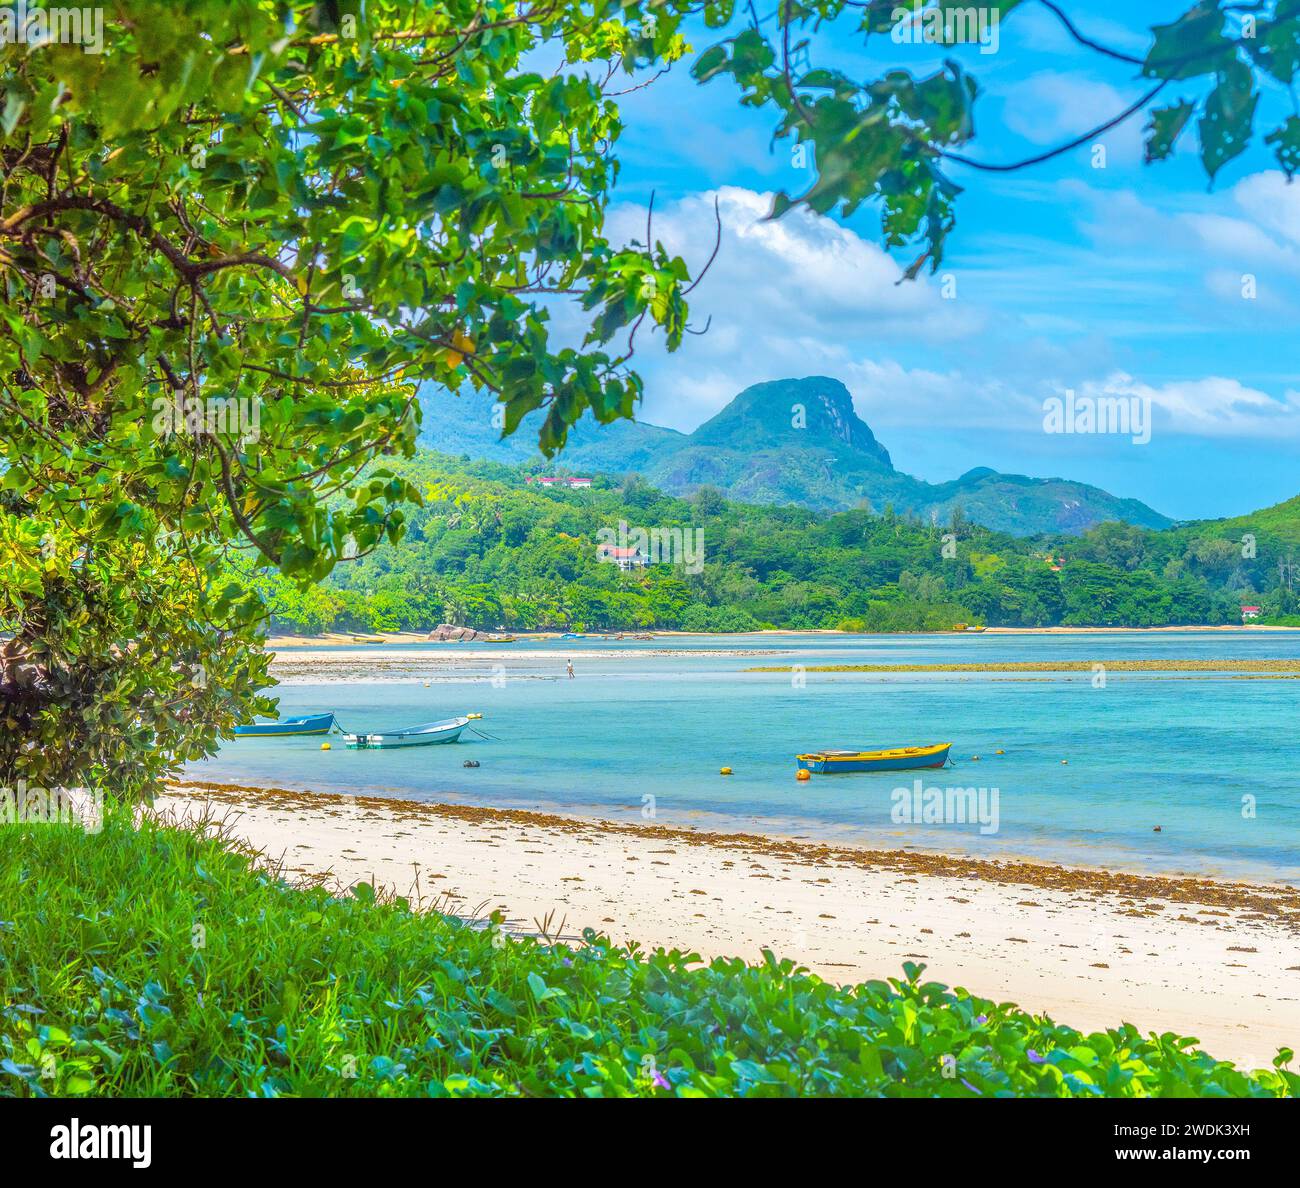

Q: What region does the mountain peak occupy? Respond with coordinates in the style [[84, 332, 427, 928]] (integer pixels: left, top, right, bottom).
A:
[[690, 377, 893, 469], [418, 373, 1171, 535]]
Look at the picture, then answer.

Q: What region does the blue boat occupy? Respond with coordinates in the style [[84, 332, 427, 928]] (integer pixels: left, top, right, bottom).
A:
[[234, 712, 336, 738], [796, 742, 952, 774]]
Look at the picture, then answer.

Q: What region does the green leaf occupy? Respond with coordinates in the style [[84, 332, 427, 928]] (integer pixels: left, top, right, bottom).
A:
[[1145, 100, 1195, 162], [692, 45, 729, 82], [1265, 116, 1300, 178], [729, 1059, 778, 1084], [1, 92, 26, 137], [1144, 3, 1235, 81], [351, 881, 376, 905], [1198, 61, 1258, 181]]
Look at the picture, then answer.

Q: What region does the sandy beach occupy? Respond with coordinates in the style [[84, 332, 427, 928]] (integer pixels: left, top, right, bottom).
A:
[[164, 780, 1300, 1070]]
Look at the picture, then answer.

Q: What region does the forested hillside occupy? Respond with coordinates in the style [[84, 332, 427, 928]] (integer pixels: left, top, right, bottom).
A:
[[233, 454, 1299, 635]]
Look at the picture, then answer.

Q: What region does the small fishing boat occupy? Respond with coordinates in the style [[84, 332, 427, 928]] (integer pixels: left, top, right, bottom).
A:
[[485, 634, 517, 643], [796, 742, 952, 774], [234, 712, 336, 737], [344, 716, 471, 749]]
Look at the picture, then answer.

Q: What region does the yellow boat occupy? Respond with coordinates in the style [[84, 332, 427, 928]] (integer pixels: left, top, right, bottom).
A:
[[796, 742, 952, 774]]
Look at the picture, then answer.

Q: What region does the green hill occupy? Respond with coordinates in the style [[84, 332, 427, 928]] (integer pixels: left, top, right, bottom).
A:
[[241, 451, 1300, 635], [419, 376, 1172, 537], [1208, 494, 1300, 550]]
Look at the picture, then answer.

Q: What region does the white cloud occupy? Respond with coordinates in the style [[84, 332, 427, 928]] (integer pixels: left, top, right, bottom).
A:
[[842, 358, 1039, 432], [1184, 211, 1288, 260], [1062, 175, 1300, 302], [601, 186, 984, 427], [607, 187, 979, 341], [587, 186, 1300, 445], [1230, 171, 1300, 248], [998, 71, 1145, 162], [1176, 172, 1300, 272], [1078, 372, 1300, 438], [830, 362, 1300, 440]]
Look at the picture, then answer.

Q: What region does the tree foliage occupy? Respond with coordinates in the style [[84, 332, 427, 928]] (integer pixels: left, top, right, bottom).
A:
[[2, 1, 701, 797], [245, 453, 1280, 636]]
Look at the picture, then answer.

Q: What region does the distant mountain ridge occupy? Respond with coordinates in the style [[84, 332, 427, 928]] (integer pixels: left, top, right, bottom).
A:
[[419, 376, 1172, 536]]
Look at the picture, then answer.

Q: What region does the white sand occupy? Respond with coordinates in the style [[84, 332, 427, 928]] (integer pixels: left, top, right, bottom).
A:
[[162, 782, 1300, 1071]]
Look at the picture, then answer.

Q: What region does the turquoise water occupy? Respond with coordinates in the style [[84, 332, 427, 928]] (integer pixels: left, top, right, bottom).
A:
[[186, 632, 1300, 883]]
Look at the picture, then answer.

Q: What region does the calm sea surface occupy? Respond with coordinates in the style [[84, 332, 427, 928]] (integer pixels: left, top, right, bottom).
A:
[[186, 632, 1300, 883]]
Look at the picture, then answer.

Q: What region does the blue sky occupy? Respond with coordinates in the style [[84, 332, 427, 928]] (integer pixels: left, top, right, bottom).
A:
[[575, 2, 1300, 521]]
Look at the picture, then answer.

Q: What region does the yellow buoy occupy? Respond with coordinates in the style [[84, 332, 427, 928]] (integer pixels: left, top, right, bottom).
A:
[[468, 713, 483, 720], [321, 742, 331, 751], [720, 767, 733, 776], [796, 769, 810, 781], [994, 749, 1004, 755]]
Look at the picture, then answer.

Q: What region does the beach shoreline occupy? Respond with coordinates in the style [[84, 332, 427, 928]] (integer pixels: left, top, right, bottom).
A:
[[265, 624, 1300, 648], [164, 779, 1300, 1070]]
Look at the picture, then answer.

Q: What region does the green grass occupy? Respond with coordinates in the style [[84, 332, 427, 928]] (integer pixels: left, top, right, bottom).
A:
[[2, 814, 1295, 1098]]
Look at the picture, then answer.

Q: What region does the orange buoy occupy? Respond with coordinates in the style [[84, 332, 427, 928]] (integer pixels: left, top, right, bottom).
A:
[[796, 769, 811, 781]]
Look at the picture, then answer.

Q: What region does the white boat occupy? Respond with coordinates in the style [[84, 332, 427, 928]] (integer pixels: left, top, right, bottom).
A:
[[344, 716, 471, 749]]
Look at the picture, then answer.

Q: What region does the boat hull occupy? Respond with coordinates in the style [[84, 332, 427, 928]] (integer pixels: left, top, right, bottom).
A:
[[234, 713, 335, 738], [345, 717, 469, 749], [796, 743, 952, 774]]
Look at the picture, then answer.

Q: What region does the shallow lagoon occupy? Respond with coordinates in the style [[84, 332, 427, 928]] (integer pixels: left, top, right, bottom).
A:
[[187, 631, 1300, 883]]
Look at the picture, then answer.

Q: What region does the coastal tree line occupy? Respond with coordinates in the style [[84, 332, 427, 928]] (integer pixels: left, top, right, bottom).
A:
[[236, 453, 1295, 635]]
